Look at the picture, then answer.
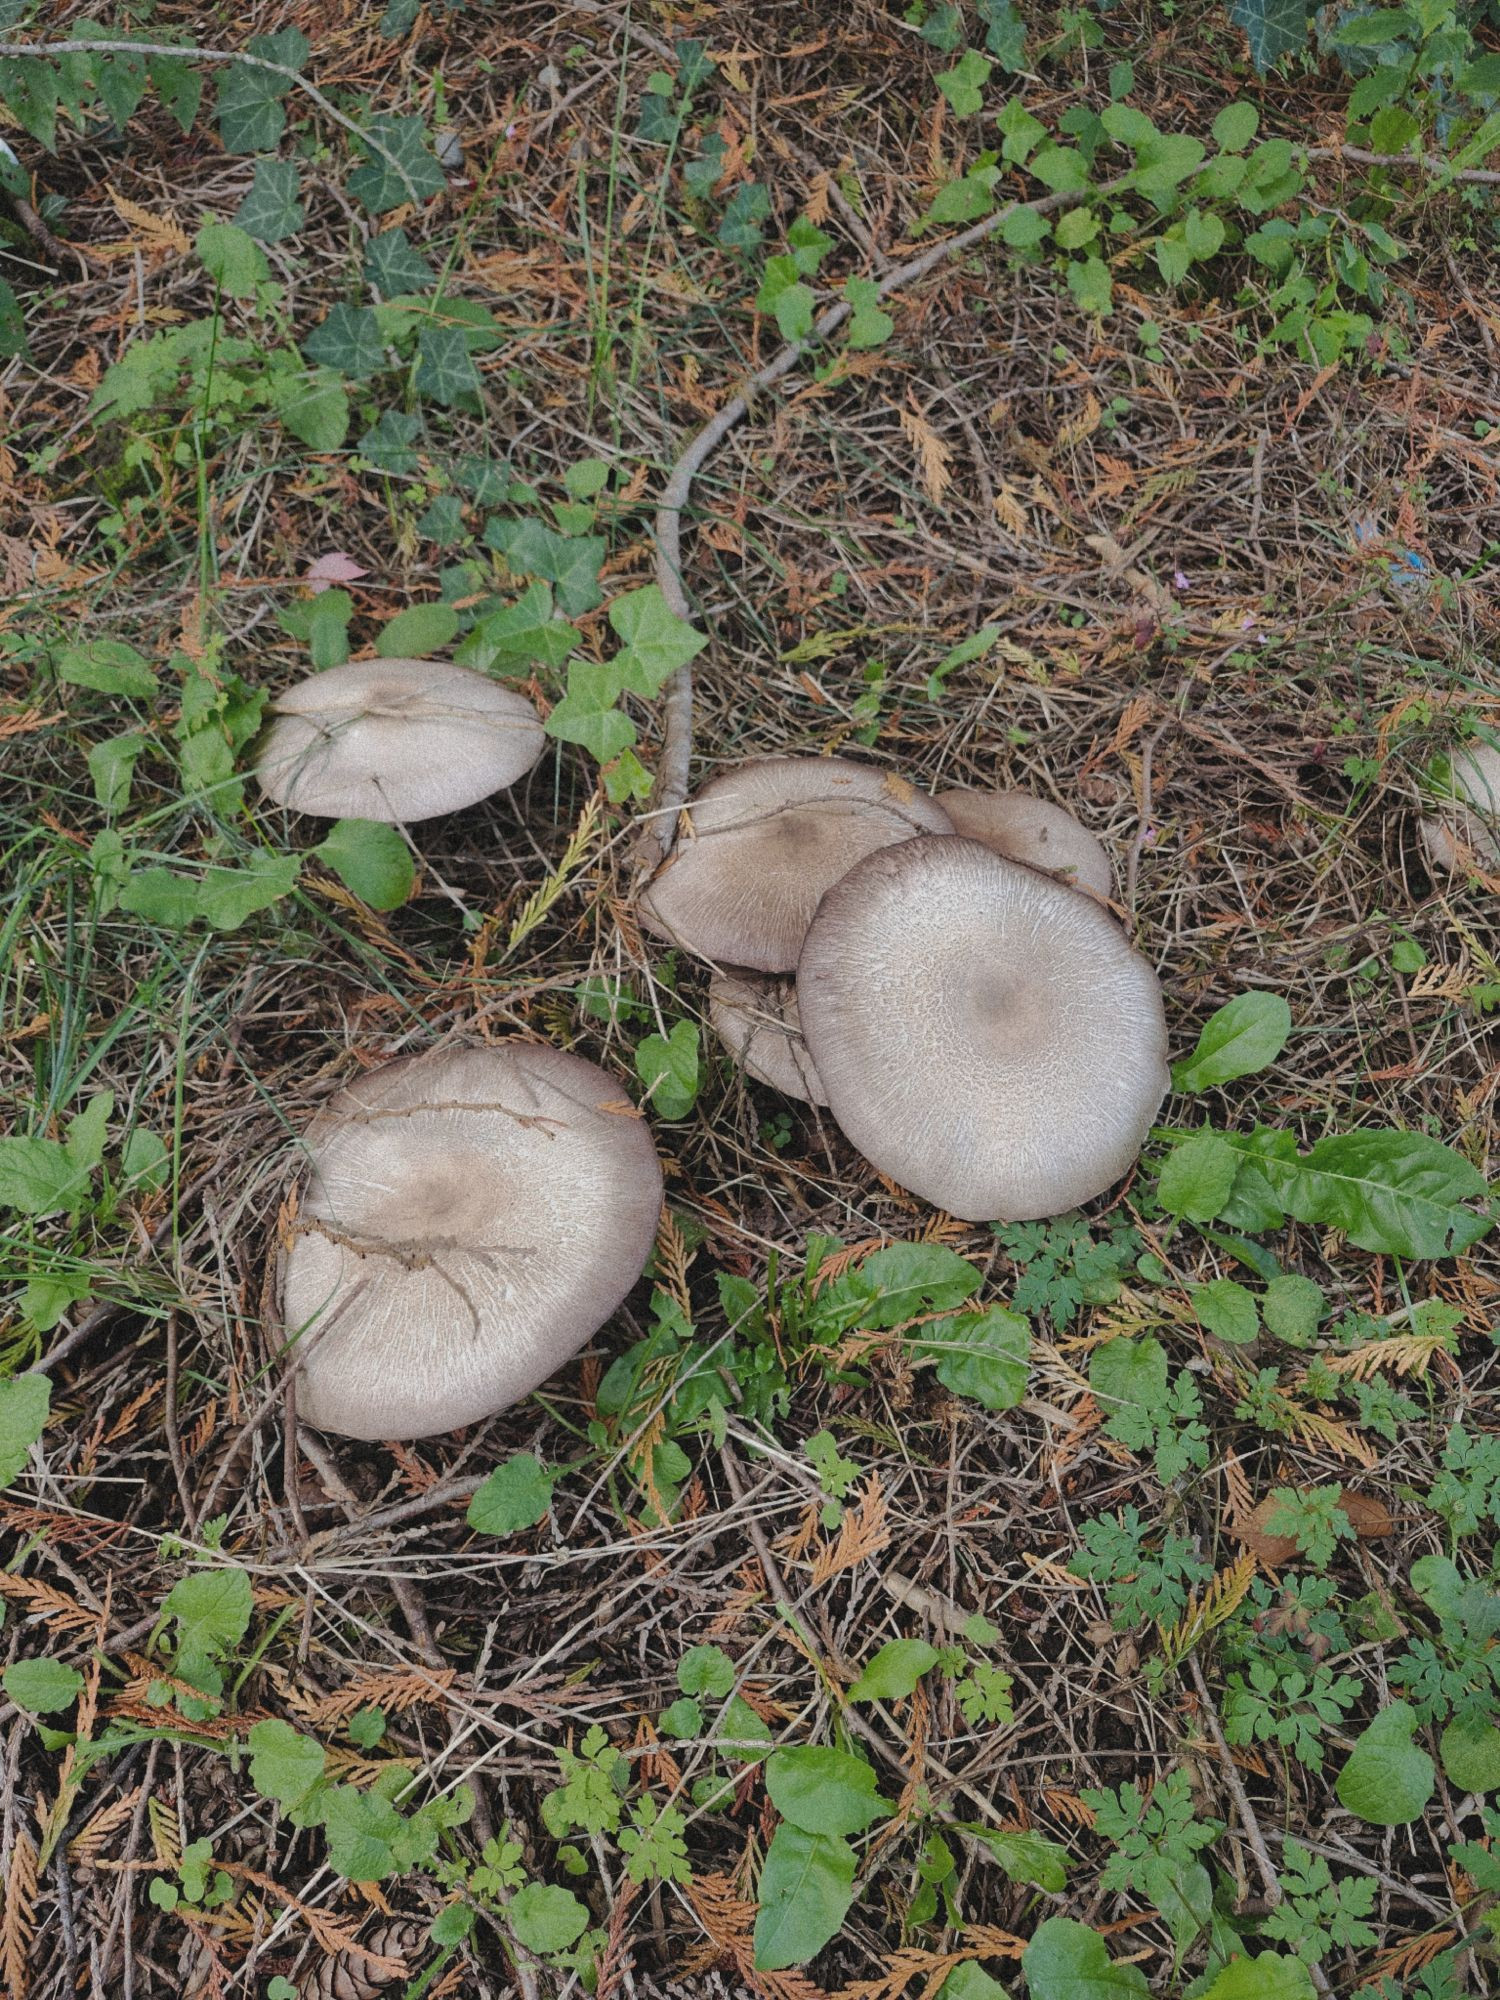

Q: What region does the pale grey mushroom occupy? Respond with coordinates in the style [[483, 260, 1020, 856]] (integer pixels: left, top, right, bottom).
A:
[[1420, 737, 1500, 874], [797, 836, 1169, 1222], [255, 656, 545, 823], [936, 788, 1114, 901], [640, 757, 952, 972], [280, 1041, 662, 1440], [709, 971, 828, 1106]]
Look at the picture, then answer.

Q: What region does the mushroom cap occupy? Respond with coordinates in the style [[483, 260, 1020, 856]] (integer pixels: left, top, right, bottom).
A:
[[797, 836, 1169, 1222], [255, 657, 545, 823], [710, 971, 829, 1106], [936, 788, 1114, 901], [1420, 738, 1500, 873], [280, 1041, 662, 1440], [640, 758, 953, 971]]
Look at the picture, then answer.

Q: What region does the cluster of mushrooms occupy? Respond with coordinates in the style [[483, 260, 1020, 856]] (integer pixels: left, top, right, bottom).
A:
[[250, 650, 1494, 1445]]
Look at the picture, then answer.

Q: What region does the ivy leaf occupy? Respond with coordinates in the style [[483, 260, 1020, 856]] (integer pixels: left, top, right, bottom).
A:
[[215, 34, 305, 154], [635, 1020, 700, 1119], [303, 303, 388, 379], [487, 520, 605, 615], [467, 1453, 559, 1536], [1173, 992, 1291, 1091], [1229, 0, 1309, 73], [456, 584, 577, 672], [236, 158, 304, 241], [753, 1825, 856, 1970], [415, 324, 483, 406], [0, 1373, 50, 1490], [364, 227, 433, 297], [915, 1306, 1030, 1410], [1335, 1702, 1434, 1823], [196, 222, 269, 297], [313, 821, 414, 912], [1021, 1917, 1151, 1998], [3, 1656, 84, 1714], [844, 277, 894, 349], [848, 1639, 940, 1702], [509, 1882, 590, 1955], [544, 659, 637, 762], [765, 1746, 892, 1835], [377, 602, 459, 655], [936, 49, 993, 116], [609, 584, 707, 697], [348, 113, 448, 214], [56, 640, 157, 698]]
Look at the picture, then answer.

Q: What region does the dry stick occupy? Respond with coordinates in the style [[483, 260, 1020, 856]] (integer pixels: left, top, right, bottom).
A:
[[636, 184, 1089, 878], [1305, 141, 1500, 185], [1189, 1656, 1336, 2000], [0, 40, 427, 204]]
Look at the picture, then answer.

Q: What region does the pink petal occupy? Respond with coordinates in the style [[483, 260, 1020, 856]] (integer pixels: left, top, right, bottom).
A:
[[304, 551, 369, 594]]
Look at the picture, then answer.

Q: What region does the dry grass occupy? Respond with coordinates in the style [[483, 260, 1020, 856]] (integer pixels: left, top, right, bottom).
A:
[[2, 1, 1499, 1995]]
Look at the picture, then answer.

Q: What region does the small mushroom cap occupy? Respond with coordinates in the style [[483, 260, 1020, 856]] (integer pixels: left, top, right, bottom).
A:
[[797, 836, 1169, 1222], [1420, 738, 1500, 873], [640, 758, 953, 971], [255, 657, 545, 823], [280, 1041, 662, 1440], [936, 788, 1114, 901], [710, 971, 829, 1105]]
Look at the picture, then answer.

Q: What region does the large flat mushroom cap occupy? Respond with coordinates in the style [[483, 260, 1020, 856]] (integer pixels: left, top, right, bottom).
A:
[[281, 1041, 662, 1440], [640, 758, 952, 972], [937, 788, 1114, 901], [797, 836, 1169, 1223], [255, 656, 545, 823], [1420, 738, 1500, 873], [710, 971, 829, 1105]]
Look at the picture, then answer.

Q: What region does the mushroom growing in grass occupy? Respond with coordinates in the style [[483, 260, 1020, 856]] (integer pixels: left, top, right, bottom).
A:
[[640, 757, 952, 971], [1420, 737, 1500, 875], [797, 836, 1169, 1222], [936, 788, 1115, 902], [710, 971, 828, 1106], [279, 1041, 662, 1441], [254, 656, 545, 823]]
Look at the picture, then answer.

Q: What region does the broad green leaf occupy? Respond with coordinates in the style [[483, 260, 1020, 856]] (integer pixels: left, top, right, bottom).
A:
[[121, 854, 300, 932], [248, 1717, 327, 1810], [348, 113, 448, 214], [936, 49, 993, 116], [1067, 256, 1113, 316], [1228, 0, 1308, 72], [0, 1134, 97, 1218], [1255, 1129, 1491, 1259], [1335, 1702, 1434, 1824], [456, 583, 577, 672], [1261, 1273, 1323, 1343], [1156, 234, 1192, 286], [965, 1825, 1068, 1892], [1135, 133, 1207, 197], [509, 1881, 590, 1954], [916, 1306, 1030, 1410], [609, 584, 708, 697], [928, 625, 1001, 697], [753, 1824, 856, 1969], [56, 640, 157, 698], [3, 1656, 84, 1713], [268, 366, 349, 451], [929, 168, 999, 225], [279, 588, 353, 669], [1184, 208, 1226, 259], [1193, 1277, 1259, 1345], [679, 1644, 735, 1697], [998, 205, 1050, 248], [0, 274, 27, 361], [1330, 8, 1414, 44], [236, 158, 304, 241], [0, 1374, 50, 1489], [564, 456, 611, 500], [1055, 207, 1100, 250], [163, 1564, 254, 1688], [1030, 146, 1091, 192], [121, 1128, 169, 1192], [196, 222, 269, 297], [67, 1093, 112, 1173], [848, 1639, 940, 1702], [1199, 1956, 1316, 2000], [1440, 1712, 1500, 1792], [1173, 992, 1291, 1092], [466, 1453, 558, 1535], [544, 659, 637, 762], [844, 277, 894, 349], [303, 303, 388, 379], [939, 1968, 1012, 2000], [1212, 102, 1260, 151], [87, 732, 145, 814], [376, 602, 459, 656], [996, 98, 1046, 163], [313, 820, 414, 912], [1088, 1336, 1168, 1428], [635, 1019, 699, 1119], [1157, 1131, 1241, 1222], [813, 1242, 980, 1332], [1022, 1917, 1150, 1998], [765, 1746, 892, 1835], [1101, 104, 1158, 148]]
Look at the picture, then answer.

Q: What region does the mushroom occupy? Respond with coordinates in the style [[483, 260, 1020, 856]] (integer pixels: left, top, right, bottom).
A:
[[936, 787, 1114, 901], [640, 757, 952, 971], [278, 1041, 662, 1440], [255, 657, 545, 823], [709, 971, 828, 1105], [797, 836, 1169, 1222], [1419, 737, 1500, 874]]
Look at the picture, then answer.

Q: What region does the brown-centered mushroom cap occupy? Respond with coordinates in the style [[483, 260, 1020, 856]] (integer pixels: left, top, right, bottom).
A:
[[710, 971, 828, 1106], [1420, 738, 1500, 874], [937, 788, 1114, 901], [279, 1041, 662, 1440], [797, 836, 1169, 1222], [255, 657, 545, 823], [640, 757, 952, 971]]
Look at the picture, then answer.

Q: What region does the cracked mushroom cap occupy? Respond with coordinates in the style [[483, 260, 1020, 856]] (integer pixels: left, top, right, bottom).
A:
[[936, 788, 1114, 901], [280, 1041, 662, 1440], [1420, 737, 1500, 874], [255, 657, 545, 823], [710, 971, 828, 1106], [640, 758, 953, 971], [797, 836, 1169, 1222]]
